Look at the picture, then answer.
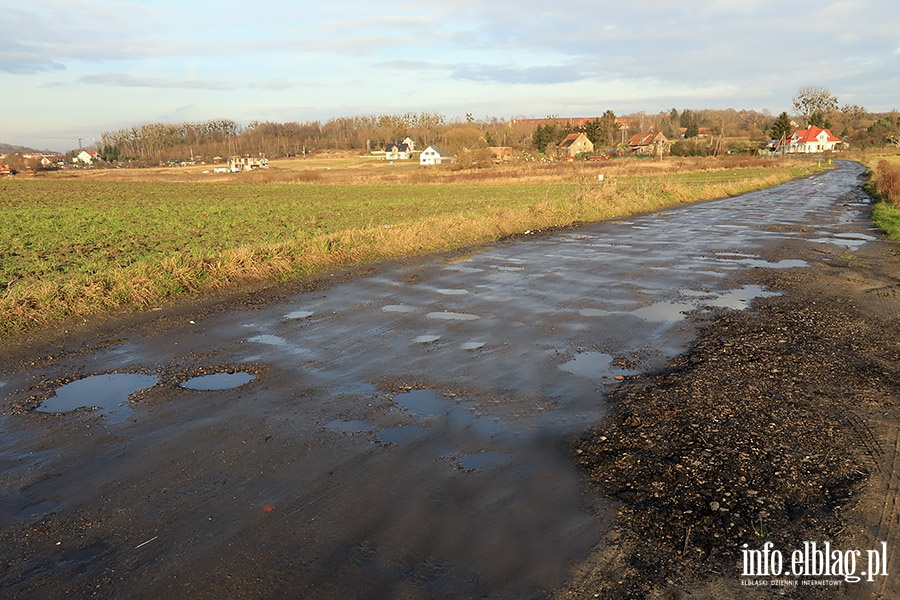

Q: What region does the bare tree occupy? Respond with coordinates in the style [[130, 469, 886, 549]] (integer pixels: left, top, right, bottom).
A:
[[792, 86, 839, 125]]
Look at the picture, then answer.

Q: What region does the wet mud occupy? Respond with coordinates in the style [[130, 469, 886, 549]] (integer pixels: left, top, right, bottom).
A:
[[1, 162, 897, 598]]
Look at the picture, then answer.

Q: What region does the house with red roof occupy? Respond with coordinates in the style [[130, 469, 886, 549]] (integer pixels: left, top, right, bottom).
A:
[[778, 125, 844, 154], [627, 131, 671, 157]]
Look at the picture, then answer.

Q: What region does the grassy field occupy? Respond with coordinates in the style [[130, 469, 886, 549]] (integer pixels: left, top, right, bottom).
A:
[[1, 156, 819, 337]]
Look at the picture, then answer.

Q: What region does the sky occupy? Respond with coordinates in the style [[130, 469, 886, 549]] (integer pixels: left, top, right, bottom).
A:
[[2, 0, 899, 151]]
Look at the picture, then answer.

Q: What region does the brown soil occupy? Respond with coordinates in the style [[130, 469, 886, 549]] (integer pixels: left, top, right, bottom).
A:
[[556, 231, 900, 597]]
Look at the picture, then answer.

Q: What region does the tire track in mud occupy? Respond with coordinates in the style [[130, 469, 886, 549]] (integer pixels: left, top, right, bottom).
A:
[[871, 427, 900, 599]]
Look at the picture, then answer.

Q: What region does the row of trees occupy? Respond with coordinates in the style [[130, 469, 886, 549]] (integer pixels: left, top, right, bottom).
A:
[[91, 89, 899, 165]]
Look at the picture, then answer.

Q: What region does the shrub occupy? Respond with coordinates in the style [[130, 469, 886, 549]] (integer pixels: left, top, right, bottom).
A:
[[875, 160, 900, 206]]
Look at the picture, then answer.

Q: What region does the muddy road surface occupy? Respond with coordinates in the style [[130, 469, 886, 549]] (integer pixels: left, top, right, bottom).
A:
[[1, 161, 897, 598]]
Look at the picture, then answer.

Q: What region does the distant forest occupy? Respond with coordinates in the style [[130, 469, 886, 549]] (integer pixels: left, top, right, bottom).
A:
[[91, 104, 900, 166]]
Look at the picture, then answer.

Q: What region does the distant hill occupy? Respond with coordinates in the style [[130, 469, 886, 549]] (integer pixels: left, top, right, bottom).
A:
[[0, 142, 56, 154]]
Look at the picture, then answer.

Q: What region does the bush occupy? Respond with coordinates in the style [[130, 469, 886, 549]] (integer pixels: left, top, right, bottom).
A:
[[875, 160, 900, 206]]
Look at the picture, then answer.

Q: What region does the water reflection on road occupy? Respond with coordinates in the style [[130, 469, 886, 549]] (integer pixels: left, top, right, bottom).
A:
[[1, 161, 876, 598]]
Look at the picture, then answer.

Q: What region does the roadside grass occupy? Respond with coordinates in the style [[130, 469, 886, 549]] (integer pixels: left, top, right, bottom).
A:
[[858, 151, 900, 242], [1, 160, 813, 336]]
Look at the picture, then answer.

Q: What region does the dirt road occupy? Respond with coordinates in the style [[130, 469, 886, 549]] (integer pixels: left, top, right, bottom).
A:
[[1, 161, 897, 598]]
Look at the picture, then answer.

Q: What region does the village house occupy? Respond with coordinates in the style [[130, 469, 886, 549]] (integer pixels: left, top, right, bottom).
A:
[[228, 155, 269, 172], [628, 131, 671, 157], [384, 141, 412, 160], [777, 125, 843, 153], [557, 132, 594, 157], [75, 150, 99, 165], [419, 145, 454, 166]]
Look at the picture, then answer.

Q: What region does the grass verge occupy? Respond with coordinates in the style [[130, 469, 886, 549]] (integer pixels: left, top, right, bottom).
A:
[[1, 161, 814, 337]]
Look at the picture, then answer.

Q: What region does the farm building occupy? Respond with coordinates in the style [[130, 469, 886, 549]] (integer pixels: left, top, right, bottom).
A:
[[558, 133, 594, 157], [628, 131, 671, 157], [228, 155, 269, 172]]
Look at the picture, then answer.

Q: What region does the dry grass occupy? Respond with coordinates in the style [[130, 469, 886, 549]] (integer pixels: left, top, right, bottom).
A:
[[874, 160, 900, 206]]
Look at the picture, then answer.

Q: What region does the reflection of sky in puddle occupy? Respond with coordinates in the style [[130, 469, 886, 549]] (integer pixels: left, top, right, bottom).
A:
[[578, 308, 614, 317], [325, 419, 373, 434], [631, 301, 693, 322], [559, 352, 634, 380], [334, 383, 378, 395], [376, 425, 429, 445], [37, 373, 158, 423], [394, 389, 452, 418], [414, 334, 441, 344], [426, 312, 480, 321], [436, 288, 469, 295], [458, 451, 512, 472], [283, 310, 314, 320], [460, 341, 485, 350], [383, 305, 418, 313], [180, 372, 255, 391], [705, 285, 780, 310], [248, 334, 290, 346]]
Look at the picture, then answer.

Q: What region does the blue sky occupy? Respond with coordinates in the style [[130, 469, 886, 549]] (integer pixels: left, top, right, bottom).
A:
[[2, 0, 898, 151]]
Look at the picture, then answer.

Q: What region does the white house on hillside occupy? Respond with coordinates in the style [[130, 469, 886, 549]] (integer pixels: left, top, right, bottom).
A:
[[420, 145, 454, 165], [75, 150, 99, 165]]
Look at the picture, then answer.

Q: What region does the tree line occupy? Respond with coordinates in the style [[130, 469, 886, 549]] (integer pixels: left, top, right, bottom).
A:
[[92, 89, 899, 165]]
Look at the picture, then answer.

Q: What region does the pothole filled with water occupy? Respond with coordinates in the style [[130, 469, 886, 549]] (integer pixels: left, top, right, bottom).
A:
[[180, 372, 256, 391], [394, 389, 452, 418], [36, 373, 158, 423], [705, 285, 781, 310], [458, 451, 512, 472], [631, 301, 694, 322], [376, 425, 429, 445], [559, 352, 636, 381]]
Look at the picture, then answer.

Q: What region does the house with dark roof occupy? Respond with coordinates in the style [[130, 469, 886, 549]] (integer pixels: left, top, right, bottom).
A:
[[777, 125, 843, 153], [385, 142, 412, 160], [558, 132, 594, 157], [627, 131, 670, 157]]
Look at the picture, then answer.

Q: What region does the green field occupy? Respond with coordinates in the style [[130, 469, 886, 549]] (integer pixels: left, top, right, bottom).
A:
[[0, 162, 814, 337]]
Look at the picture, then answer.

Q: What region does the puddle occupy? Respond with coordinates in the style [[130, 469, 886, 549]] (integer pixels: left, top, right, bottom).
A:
[[325, 419, 374, 434], [834, 232, 876, 241], [376, 425, 429, 445], [383, 305, 418, 313], [460, 341, 485, 351], [283, 310, 314, 320], [16, 500, 60, 521], [334, 383, 378, 395], [248, 334, 290, 347], [36, 373, 158, 423], [414, 334, 441, 344], [559, 352, 634, 380], [180, 372, 255, 391], [458, 451, 512, 472], [631, 301, 693, 322], [705, 285, 781, 310], [578, 308, 613, 317], [426, 312, 480, 321], [394, 389, 451, 418], [716, 256, 808, 269], [436, 288, 469, 295]]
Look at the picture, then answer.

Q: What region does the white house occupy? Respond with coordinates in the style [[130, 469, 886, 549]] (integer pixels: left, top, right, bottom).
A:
[[419, 145, 453, 165], [778, 125, 843, 153], [384, 142, 412, 160], [75, 150, 99, 165]]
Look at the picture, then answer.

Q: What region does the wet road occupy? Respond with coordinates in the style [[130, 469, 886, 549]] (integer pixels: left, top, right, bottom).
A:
[[0, 161, 877, 598]]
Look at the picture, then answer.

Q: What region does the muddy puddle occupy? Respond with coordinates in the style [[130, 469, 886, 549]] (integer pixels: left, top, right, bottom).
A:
[[180, 372, 255, 391], [36, 373, 158, 423]]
